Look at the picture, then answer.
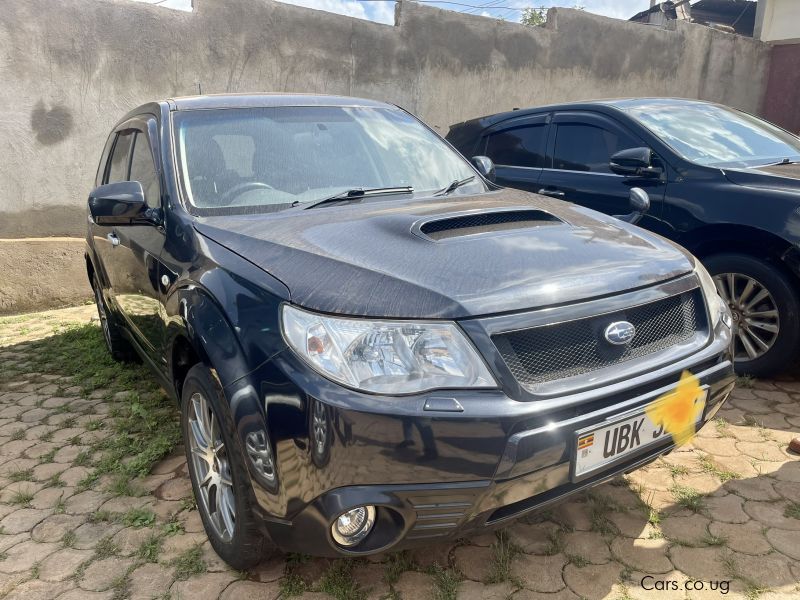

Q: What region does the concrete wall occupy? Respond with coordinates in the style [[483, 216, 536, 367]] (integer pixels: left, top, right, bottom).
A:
[[755, 0, 800, 44], [0, 0, 773, 313]]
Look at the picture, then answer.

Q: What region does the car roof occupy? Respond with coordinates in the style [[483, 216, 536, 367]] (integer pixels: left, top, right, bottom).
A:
[[165, 93, 394, 111], [455, 97, 718, 129]]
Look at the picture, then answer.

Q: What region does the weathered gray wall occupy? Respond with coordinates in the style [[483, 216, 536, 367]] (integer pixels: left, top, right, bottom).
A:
[[0, 0, 772, 312]]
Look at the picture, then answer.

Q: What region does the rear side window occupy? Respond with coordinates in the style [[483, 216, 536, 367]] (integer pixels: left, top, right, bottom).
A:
[[129, 132, 161, 208], [553, 123, 638, 173], [106, 131, 134, 184], [485, 125, 547, 168]]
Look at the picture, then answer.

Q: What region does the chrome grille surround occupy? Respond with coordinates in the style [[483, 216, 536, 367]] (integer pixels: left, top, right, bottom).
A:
[[468, 274, 711, 397]]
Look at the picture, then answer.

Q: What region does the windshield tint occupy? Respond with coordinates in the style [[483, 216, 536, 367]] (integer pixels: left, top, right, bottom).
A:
[[622, 101, 800, 168], [173, 106, 481, 214]]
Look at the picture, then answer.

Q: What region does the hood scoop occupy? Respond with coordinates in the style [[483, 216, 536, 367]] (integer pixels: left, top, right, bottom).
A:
[[416, 209, 562, 241]]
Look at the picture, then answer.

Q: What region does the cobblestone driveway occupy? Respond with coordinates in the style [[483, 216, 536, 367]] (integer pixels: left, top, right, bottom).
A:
[[1, 307, 799, 600]]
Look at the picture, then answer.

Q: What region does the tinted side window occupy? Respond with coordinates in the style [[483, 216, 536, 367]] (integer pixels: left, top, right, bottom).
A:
[[485, 125, 546, 168], [553, 123, 637, 173], [129, 132, 161, 207], [106, 131, 134, 184]]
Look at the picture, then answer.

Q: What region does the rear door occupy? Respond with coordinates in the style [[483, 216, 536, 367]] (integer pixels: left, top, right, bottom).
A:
[[479, 114, 549, 193], [537, 111, 666, 223]]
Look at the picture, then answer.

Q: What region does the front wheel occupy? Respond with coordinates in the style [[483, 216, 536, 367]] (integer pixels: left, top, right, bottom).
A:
[[704, 253, 800, 377], [181, 364, 270, 569]]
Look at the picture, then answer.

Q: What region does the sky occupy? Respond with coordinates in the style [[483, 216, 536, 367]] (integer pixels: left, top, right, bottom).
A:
[[132, 0, 653, 25]]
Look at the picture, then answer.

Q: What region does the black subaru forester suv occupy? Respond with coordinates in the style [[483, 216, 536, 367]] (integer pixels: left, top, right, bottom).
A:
[[85, 94, 734, 568]]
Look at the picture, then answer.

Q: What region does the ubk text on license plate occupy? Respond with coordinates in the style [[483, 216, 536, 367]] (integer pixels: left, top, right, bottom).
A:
[[573, 389, 707, 479]]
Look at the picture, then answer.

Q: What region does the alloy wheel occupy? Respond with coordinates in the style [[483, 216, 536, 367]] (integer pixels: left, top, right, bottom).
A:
[[187, 392, 236, 542], [713, 272, 780, 361]]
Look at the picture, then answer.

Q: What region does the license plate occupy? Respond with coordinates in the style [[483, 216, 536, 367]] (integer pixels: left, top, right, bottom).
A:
[[573, 389, 707, 480]]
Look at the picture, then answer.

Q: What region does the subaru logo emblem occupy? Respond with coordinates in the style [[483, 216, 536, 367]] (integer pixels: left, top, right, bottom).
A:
[[604, 321, 636, 345]]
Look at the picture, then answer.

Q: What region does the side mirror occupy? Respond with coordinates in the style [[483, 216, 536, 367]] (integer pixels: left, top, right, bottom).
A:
[[470, 155, 496, 183], [610, 147, 661, 178], [615, 187, 651, 225], [88, 181, 154, 226]]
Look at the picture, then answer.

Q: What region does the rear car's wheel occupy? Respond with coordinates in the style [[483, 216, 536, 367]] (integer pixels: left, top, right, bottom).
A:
[[91, 274, 137, 362], [181, 364, 269, 569], [703, 253, 800, 377]]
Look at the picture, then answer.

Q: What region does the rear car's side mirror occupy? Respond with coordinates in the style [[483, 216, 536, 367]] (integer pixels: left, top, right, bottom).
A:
[[88, 181, 155, 226], [610, 147, 661, 178], [470, 155, 496, 183], [615, 187, 651, 225]]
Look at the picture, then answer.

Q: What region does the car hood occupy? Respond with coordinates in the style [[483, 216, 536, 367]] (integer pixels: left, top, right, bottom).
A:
[[194, 189, 694, 319], [723, 163, 800, 192]]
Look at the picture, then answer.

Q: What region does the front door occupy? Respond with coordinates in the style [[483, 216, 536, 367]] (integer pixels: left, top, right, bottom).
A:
[[537, 111, 667, 228], [101, 119, 166, 363]]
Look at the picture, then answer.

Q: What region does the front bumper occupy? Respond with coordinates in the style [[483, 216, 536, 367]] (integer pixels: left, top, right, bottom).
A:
[[239, 317, 734, 557]]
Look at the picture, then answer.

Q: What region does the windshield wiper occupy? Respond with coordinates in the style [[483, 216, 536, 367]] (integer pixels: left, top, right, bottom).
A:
[[434, 176, 475, 196], [764, 158, 799, 166], [302, 186, 414, 210]]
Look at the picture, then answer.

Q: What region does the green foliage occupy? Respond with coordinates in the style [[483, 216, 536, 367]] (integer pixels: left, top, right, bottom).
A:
[[171, 545, 206, 580], [319, 560, 366, 600], [520, 7, 546, 26]]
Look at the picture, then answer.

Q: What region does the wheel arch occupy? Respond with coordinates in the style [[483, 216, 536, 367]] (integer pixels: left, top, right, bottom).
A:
[[681, 224, 793, 265]]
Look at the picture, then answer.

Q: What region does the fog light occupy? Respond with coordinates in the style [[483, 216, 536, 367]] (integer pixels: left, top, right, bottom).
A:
[[331, 506, 375, 547]]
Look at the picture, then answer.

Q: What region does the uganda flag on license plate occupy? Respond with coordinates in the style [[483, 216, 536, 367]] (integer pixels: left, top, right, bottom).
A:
[[577, 433, 594, 450]]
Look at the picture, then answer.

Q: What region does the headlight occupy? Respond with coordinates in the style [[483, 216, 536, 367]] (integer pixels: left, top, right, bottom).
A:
[[695, 262, 732, 328], [281, 304, 497, 394]]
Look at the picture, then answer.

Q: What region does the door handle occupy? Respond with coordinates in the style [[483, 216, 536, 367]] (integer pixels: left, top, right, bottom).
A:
[[107, 232, 120, 247], [537, 188, 565, 198]]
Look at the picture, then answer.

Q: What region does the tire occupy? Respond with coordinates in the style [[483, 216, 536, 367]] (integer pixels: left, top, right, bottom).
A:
[[91, 273, 137, 362], [703, 253, 800, 377], [181, 363, 270, 569]]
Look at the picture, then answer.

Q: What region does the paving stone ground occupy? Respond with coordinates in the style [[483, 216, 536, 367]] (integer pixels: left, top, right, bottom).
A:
[[1, 306, 799, 599]]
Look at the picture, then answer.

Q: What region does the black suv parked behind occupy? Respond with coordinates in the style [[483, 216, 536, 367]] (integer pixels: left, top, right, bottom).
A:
[[86, 95, 734, 567], [448, 98, 800, 376]]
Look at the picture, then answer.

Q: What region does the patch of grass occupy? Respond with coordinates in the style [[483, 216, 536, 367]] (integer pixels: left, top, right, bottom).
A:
[[61, 530, 77, 548], [543, 528, 565, 556], [54, 497, 67, 514], [136, 533, 162, 563], [647, 508, 661, 526], [784, 502, 800, 520], [670, 485, 706, 513], [72, 450, 92, 467], [122, 507, 156, 528], [430, 565, 461, 600], [47, 474, 64, 488], [736, 375, 755, 389], [30, 562, 40, 579], [697, 454, 740, 482], [39, 449, 57, 464], [701, 532, 727, 547], [106, 474, 145, 497], [179, 496, 197, 512], [94, 536, 120, 558], [485, 530, 521, 586], [587, 494, 620, 536], [385, 551, 417, 585], [60, 416, 77, 429], [714, 417, 732, 437], [39, 429, 54, 442], [171, 545, 206, 580], [10, 429, 25, 441], [318, 560, 366, 600], [721, 551, 769, 600], [88, 510, 114, 524], [68, 435, 82, 446], [279, 574, 308, 598], [163, 521, 185, 536], [86, 420, 104, 431], [566, 553, 589, 568], [8, 468, 34, 483], [668, 464, 689, 478], [10, 489, 34, 506]]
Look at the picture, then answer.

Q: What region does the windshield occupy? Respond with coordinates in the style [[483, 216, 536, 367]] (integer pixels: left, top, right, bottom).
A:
[[621, 101, 800, 168], [173, 105, 482, 215]]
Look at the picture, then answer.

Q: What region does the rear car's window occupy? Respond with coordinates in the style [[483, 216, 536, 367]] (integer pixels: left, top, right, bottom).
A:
[[553, 123, 638, 173], [173, 106, 482, 215], [485, 124, 547, 168]]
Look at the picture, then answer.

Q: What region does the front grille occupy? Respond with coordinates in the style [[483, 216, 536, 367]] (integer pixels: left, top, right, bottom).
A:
[[492, 289, 704, 392]]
